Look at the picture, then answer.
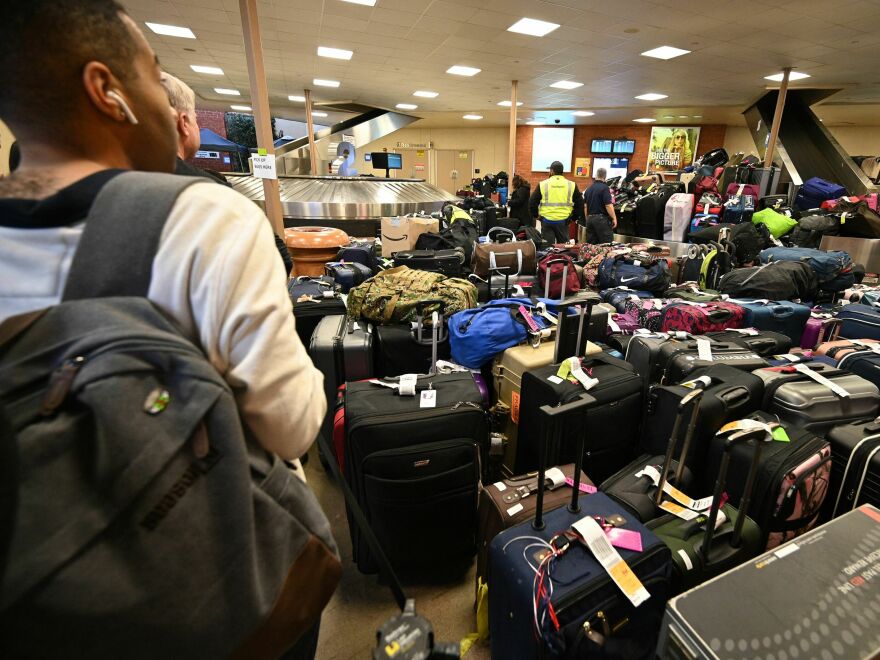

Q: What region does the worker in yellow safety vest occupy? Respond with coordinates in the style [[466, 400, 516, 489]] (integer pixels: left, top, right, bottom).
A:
[[529, 161, 584, 244]]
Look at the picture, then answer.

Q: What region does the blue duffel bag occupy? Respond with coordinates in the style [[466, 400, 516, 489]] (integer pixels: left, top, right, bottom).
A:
[[759, 246, 854, 291], [795, 177, 847, 211], [449, 297, 557, 368], [729, 299, 811, 344], [598, 254, 671, 294], [600, 287, 653, 312], [837, 303, 880, 340]]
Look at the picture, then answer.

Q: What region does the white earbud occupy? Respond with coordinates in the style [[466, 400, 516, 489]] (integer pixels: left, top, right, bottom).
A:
[[106, 89, 139, 125]]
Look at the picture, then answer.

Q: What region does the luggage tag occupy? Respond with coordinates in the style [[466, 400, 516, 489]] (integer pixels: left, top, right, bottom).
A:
[[607, 316, 621, 333], [556, 357, 599, 391], [728, 327, 759, 335], [680, 375, 712, 389], [696, 337, 713, 362], [564, 476, 597, 494], [662, 483, 713, 512], [420, 384, 436, 408], [571, 517, 651, 607], [518, 305, 542, 333], [793, 363, 851, 398], [657, 500, 700, 521]]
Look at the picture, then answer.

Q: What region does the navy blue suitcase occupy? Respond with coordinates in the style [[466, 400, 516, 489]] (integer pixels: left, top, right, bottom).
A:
[[731, 299, 811, 344], [488, 397, 672, 659], [287, 275, 346, 348], [600, 287, 654, 313], [839, 349, 880, 389], [325, 261, 372, 293], [336, 243, 378, 273], [837, 303, 880, 340]]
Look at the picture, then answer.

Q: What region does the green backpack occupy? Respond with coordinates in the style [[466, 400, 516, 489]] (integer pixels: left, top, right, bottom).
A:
[[346, 266, 478, 325], [752, 207, 797, 238]]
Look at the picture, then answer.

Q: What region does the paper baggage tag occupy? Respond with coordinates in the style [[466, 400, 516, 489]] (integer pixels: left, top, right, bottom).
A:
[[730, 327, 759, 335], [696, 337, 713, 362], [547, 375, 564, 385], [420, 389, 436, 408], [607, 317, 621, 333], [634, 465, 661, 486], [662, 482, 713, 512], [492, 481, 507, 492], [563, 477, 597, 494], [506, 503, 524, 517], [793, 363, 851, 398], [658, 500, 699, 521], [399, 374, 418, 397], [571, 517, 650, 607], [556, 357, 599, 391], [545, 467, 567, 488], [719, 419, 772, 434], [518, 305, 542, 333], [680, 375, 712, 389], [775, 353, 802, 363]]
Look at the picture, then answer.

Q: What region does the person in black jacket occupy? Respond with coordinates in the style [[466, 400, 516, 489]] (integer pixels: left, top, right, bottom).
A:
[[507, 174, 532, 227]]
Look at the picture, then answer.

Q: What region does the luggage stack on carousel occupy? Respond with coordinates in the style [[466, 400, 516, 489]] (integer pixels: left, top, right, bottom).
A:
[[292, 188, 880, 656]]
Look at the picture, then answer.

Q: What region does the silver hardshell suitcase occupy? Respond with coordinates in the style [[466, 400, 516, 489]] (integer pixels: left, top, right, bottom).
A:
[[754, 363, 880, 435]]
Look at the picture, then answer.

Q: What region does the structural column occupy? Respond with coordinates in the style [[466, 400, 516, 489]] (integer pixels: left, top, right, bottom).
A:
[[764, 67, 791, 168], [509, 80, 518, 176], [239, 0, 284, 235], [304, 89, 318, 175]]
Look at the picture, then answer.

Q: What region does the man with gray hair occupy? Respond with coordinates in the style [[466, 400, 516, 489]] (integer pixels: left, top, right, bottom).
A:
[[583, 166, 618, 244]]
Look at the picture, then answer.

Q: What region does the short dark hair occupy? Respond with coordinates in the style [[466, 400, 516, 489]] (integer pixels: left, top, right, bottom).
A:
[[0, 0, 136, 131], [549, 161, 564, 175], [9, 141, 21, 173]]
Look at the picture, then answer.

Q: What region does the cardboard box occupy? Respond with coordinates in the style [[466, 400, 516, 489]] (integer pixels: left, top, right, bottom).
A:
[[380, 216, 438, 257]]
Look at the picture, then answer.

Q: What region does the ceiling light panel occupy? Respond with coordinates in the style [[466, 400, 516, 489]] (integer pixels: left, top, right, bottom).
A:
[[498, 100, 523, 107], [572, 111, 594, 116], [633, 118, 656, 123], [550, 80, 583, 90], [526, 120, 543, 125], [288, 95, 306, 102], [145, 22, 195, 38], [463, 114, 483, 120], [341, 0, 376, 4], [635, 93, 668, 101], [313, 79, 341, 87], [507, 18, 560, 37], [214, 88, 240, 95], [318, 46, 353, 60], [230, 105, 252, 111], [765, 71, 810, 81], [396, 103, 418, 110], [447, 65, 481, 76], [641, 45, 691, 60], [413, 90, 439, 98], [190, 65, 223, 75]]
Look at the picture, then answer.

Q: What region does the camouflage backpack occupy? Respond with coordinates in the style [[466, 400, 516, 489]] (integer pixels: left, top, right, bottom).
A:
[[346, 266, 478, 325]]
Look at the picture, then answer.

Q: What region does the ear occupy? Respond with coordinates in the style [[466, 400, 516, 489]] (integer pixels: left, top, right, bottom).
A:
[[82, 61, 127, 123], [177, 111, 190, 140]]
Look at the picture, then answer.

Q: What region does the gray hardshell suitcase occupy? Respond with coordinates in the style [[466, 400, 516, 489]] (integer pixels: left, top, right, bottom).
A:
[[309, 314, 373, 457], [656, 505, 880, 660], [754, 363, 880, 435]]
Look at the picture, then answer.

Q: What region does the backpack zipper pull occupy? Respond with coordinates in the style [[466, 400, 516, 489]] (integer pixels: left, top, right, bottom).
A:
[[40, 356, 86, 416]]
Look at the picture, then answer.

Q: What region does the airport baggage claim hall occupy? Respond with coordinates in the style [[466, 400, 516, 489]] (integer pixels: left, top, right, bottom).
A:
[[2, 1, 880, 659]]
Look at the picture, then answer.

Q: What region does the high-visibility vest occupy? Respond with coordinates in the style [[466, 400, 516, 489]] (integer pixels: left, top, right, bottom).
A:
[[449, 207, 473, 223], [538, 175, 575, 221]]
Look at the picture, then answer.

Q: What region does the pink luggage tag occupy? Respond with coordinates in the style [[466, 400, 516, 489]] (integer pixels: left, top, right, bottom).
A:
[[518, 305, 541, 333], [564, 477, 597, 494], [604, 527, 643, 553]]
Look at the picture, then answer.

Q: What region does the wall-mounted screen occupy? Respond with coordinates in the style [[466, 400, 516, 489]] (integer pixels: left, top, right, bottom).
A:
[[591, 139, 613, 153], [370, 152, 402, 170], [592, 157, 629, 180], [387, 153, 402, 169], [613, 139, 635, 154], [531, 127, 575, 172]]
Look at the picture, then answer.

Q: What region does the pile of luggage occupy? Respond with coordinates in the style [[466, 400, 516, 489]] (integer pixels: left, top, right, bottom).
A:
[[609, 148, 880, 246], [289, 191, 880, 658]]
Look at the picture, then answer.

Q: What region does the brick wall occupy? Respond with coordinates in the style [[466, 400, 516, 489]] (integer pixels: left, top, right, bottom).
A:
[[191, 109, 236, 172], [515, 124, 727, 189]]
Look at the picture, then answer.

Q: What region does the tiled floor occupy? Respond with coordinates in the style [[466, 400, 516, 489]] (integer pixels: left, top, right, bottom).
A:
[[304, 445, 492, 660]]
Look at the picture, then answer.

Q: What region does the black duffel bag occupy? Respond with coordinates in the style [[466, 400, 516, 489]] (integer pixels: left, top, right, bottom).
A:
[[415, 221, 478, 263], [392, 248, 466, 276], [719, 260, 818, 301]]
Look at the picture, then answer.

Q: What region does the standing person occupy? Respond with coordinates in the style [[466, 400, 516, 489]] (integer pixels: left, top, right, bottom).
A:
[[0, 1, 333, 657], [529, 160, 584, 244], [161, 71, 293, 275], [583, 167, 618, 244], [507, 173, 532, 228]]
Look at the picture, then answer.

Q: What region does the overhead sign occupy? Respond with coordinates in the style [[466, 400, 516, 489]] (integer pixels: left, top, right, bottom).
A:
[[646, 127, 701, 173], [252, 154, 277, 179]]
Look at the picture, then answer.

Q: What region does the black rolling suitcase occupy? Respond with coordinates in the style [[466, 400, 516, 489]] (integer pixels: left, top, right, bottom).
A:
[[374, 305, 451, 378], [825, 418, 880, 519], [489, 396, 673, 659], [646, 426, 768, 593], [516, 352, 643, 481], [343, 370, 489, 574], [309, 315, 374, 463], [706, 328, 792, 357], [391, 249, 466, 276], [640, 364, 764, 473], [287, 275, 346, 348], [600, 388, 703, 522]]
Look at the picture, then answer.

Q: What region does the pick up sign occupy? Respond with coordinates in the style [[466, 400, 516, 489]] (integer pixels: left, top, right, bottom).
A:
[[252, 153, 277, 179]]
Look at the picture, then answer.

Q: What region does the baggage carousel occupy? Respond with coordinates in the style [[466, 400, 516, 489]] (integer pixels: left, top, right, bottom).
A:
[[227, 173, 457, 235]]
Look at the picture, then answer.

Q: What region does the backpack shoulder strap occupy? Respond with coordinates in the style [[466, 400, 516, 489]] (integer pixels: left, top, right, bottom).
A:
[[62, 172, 204, 301]]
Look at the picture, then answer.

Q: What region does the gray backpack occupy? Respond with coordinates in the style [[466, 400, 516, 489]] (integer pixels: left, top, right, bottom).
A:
[[0, 172, 340, 658]]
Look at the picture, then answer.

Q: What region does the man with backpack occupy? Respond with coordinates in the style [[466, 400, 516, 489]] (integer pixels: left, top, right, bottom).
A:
[[0, 1, 337, 657], [529, 160, 584, 244]]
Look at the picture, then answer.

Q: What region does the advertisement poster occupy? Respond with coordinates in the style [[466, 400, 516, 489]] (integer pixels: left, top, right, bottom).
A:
[[574, 157, 591, 177], [646, 126, 700, 172]]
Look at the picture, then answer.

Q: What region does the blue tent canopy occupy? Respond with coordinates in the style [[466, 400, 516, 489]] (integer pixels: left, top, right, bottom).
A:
[[198, 128, 247, 152]]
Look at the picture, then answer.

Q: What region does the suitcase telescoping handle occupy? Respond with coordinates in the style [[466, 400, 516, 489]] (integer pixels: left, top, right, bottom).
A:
[[487, 226, 516, 244], [553, 294, 596, 364], [533, 393, 598, 531], [542, 257, 571, 301], [700, 427, 773, 563], [653, 388, 704, 506]]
